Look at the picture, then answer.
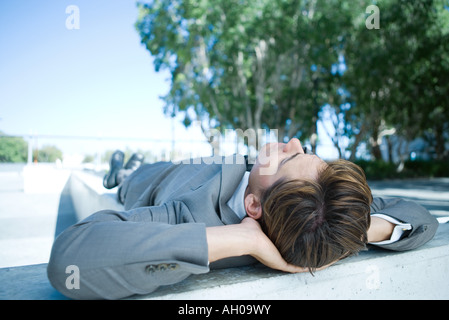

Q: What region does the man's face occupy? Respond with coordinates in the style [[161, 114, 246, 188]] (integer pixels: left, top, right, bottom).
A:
[[248, 138, 326, 194]]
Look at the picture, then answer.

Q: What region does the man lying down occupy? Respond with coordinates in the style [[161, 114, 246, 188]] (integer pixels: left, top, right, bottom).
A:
[[47, 138, 438, 299]]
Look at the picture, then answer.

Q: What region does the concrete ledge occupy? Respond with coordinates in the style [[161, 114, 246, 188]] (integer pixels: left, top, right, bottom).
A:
[[69, 171, 124, 221], [1, 224, 448, 300], [1, 172, 448, 300], [134, 223, 449, 299], [0, 263, 68, 300]]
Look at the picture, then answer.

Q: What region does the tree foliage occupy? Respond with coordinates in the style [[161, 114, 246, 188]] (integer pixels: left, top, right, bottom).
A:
[[34, 145, 63, 163], [136, 0, 353, 146], [136, 0, 449, 160], [0, 133, 28, 163], [344, 0, 449, 160]]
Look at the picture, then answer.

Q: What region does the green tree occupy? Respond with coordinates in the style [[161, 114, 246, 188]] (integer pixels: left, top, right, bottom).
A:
[[34, 145, 63, 163], [135, 0, 355, 151], [136, 0, 449, 160], [344, 0, 449, 161], [0, 133, 28, 163]]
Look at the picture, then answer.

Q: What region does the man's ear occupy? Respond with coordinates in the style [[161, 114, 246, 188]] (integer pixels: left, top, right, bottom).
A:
[[244, 193, 262, 220]]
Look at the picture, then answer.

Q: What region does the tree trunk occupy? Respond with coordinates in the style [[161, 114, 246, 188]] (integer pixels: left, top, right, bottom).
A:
[[370, 125, 383, 161], [310, 116, 318, 154], [349, 124, 365, 162], [434, 124, 445, 160], [385, 135, 394, 163]]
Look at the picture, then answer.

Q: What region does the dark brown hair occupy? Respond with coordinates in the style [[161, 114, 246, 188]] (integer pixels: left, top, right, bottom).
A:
[[259, 159, 372, 273]]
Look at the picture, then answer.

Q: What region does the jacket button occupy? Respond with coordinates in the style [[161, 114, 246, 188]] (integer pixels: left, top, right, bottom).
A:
[[168, 263, 179, 270], [146, 263, 179, 274], [145, 265, 157, 274], [157, 263, 168, 271]]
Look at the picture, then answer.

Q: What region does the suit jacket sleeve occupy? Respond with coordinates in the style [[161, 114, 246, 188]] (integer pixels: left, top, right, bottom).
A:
[[369, 197, 439, 251], [47, 201, 209, 300]]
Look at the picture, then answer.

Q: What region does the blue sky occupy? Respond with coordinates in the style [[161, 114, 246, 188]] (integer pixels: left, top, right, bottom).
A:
[[0, 0, 208, 156], [0, 0, 339, 160]]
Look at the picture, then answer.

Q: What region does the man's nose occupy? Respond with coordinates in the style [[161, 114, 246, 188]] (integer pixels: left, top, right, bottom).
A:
[[283, 138, 304, 154]]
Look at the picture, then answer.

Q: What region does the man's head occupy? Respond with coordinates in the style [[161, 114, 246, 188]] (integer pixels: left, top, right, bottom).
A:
[[244, 139, 372, 272]]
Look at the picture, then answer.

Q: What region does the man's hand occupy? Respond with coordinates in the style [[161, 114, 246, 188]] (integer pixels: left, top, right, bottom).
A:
[[206, 217, 307, 273], [239, 218, 308, 273]]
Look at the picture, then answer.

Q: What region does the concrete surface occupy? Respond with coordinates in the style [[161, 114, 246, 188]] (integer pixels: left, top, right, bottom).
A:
[[0, 166, 62, 268], [69, 170, 123, 221], [0, 165, 448, 300]]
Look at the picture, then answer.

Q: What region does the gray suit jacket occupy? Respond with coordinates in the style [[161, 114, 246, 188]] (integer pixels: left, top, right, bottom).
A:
[[47, 155, 439, 299]]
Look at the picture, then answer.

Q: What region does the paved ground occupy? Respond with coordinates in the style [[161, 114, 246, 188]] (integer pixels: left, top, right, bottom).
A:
[[0, 166, 74, 268], [0, 166, 448, 270], [369, 178, 449, 219]]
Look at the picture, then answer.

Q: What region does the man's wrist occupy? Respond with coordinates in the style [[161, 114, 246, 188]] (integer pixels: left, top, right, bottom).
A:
[[206, 223, 253, 263], [368, 216, 395, 243]]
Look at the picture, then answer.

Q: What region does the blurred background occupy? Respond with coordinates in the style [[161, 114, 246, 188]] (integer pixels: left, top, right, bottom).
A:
[[1, 0, 448, 179]]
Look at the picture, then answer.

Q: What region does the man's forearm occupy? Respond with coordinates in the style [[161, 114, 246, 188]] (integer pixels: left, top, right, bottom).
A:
[[206, 224, 252, 263], [369, 197, 438, 251]]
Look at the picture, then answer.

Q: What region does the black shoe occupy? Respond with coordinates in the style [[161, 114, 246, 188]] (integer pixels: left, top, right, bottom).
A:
[[124, 153, 145, 171], [103, 150, 125, 189]]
